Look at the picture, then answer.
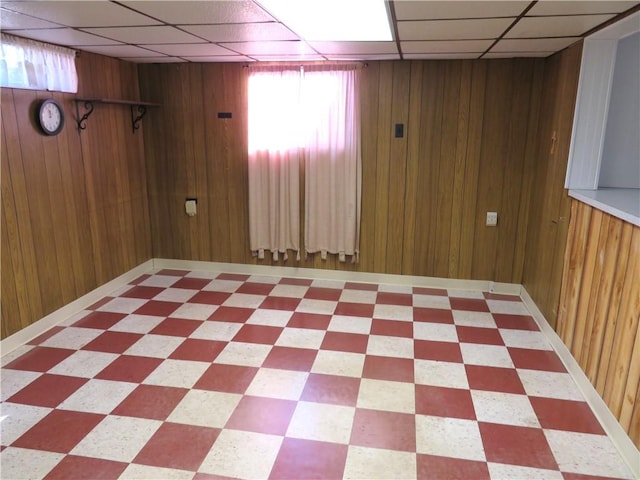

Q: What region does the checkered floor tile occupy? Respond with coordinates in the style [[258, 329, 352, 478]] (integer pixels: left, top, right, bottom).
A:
[[1, 269, 634, 479]]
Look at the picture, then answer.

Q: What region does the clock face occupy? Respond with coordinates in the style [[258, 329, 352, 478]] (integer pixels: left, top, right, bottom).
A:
[[38, 99, 64, 135]]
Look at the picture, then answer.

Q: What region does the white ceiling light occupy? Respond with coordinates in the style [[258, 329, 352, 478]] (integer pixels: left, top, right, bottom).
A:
[[257, 0, 393, 41]]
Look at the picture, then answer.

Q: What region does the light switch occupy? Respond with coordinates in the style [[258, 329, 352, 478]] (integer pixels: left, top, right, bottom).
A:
[[185, 198, 197, 217]]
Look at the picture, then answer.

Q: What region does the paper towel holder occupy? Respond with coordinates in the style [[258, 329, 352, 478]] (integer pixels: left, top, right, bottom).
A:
[[185, 197, 197, 217]]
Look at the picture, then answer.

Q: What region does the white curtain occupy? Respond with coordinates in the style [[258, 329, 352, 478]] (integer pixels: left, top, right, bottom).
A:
[[303, 66, 361, 262], [0, 33, 77, 93], [248, 67, 301, 261]]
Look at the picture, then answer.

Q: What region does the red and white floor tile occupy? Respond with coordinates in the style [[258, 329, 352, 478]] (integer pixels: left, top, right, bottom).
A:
[[0, 269, 634, 479]]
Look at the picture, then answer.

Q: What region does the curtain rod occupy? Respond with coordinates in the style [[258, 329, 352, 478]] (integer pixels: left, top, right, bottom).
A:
[[243, 61, 368, 69]]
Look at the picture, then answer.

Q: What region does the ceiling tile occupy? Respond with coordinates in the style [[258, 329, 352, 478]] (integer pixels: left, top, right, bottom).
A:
[[325, 54, 401, 60], [78, 44, 166, 57], [123, 56, 187, 63], [527, 1, 639, 16], [142, 43, 236, 56], [250, 54, 326, 61], [394, 1, 530, 20], [307, 41, 398, 55], [122, 1, 275, 24], [398, 18, 514, 40], [483, 51, 554, 58], [507, 14, 616, 38], [10, 28, 121, 46], [182, 23, 298, 43], [401, 39, 492, 54], [220, 40, 316, 55], [182, 55, 254, 62], [403, 52, 480, 59], [0, 8, 62, 29], [81, 26, 204, 44], [490, 37, 580, 53], [0, 1, 161, 27]]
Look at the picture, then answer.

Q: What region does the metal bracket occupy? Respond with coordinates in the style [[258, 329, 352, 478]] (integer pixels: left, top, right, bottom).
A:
[[131, 105, 147, 133], [76, 100, 94, 130]]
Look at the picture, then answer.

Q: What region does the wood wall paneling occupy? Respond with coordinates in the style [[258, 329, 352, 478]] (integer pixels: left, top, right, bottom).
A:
[[557, 200, 640, 448]]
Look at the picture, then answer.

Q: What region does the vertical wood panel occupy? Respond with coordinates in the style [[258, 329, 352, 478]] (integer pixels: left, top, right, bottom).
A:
[[557, 200, 640, 447]]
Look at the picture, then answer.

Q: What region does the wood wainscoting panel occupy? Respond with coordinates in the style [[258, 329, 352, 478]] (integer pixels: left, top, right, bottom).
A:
[[557, 199, 640, 447]]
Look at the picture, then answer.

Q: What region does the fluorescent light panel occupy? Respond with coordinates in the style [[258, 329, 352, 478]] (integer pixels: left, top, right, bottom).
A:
[[257, 0, 393, 41]]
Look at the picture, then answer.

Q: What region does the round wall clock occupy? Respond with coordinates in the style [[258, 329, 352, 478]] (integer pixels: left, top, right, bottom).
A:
[[38, 98, 64, 135]]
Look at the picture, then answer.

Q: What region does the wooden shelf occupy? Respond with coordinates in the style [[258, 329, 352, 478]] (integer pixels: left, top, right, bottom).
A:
[[73, 98, 160, 133]]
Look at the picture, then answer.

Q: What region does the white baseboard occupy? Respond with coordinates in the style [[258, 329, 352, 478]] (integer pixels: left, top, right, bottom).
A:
[[521, 288, 640, 479], [0, 260, 154, 356]]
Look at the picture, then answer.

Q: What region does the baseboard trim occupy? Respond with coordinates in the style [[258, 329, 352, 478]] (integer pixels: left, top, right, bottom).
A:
[[521, 288, 640, 479], [0, 260, 154, 356]]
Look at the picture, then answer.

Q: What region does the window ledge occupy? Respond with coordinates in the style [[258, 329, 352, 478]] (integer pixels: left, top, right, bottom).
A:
[[569, 188, 640, 227]]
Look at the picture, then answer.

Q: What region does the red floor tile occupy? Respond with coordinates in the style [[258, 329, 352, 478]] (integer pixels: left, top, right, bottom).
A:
[[279, 277, 313, 286], [320, 331, 369, 354], [561, 473, 625, 480], [269, 438, 348, 480], [44, 455, 128, 480], [415, 385, 476, 420], [493, 314, 539, 331], [217, 273, 250, 281], [133, 422, 220, 471], [194, 364, 258, 393], [413, 287, 448, 296], [169, 339, 227, 362], [479, 422, 558, 470], [456, 326, 504, 346], [300, 373, 361, 407], [449, 297, 490, 312], [134, 300, 181, 317], [4, 347, 75, 372], [259, 296, 301, 311], [287, 312, 332, 330], [111, 384, 188, 420], [7, 374, 87, 408], [529, 397, 605, 434], [414, 339, 463, 363], [350, 409, 416, 452], [483, 292, 521, 301], [305, 287, 342, 301], [171, 277, 212, 290], [417, 454, 490, 480], [27, 327, 66, 346], [150, 318, 201, 337], [371, 319, 413, 338], [130, 274, 151, 285], [190, 291, 232, 306], [158, 269, 189, 276], [121, 285, 164, 299], [12, 410, 104, 453], [509, 348, 566, 372], [333, 302, 375, 318], [95, 355, 162, 383], [225, 396, 297, 435], [232, 325, 283, 345], [87, 297, 114, 310], [208, 306, 254, 323], [362, 355, 414, 383], [71, 311, 126, 330], [345, 282, 378, 291], [413, 307, 454, 324], [193, 474, 238, 480], [262, 346, 317, 372], [465, 365, 526, 395], [237, 282, 274, 296], [377, 292, 413, 306], [81, 331, 143, 354]]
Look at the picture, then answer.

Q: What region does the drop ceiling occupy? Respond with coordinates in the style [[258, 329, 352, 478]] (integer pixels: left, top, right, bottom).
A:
[[0, 0, 638, 63]]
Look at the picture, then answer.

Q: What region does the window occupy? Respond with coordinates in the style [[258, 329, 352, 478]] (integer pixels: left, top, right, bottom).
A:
[[247, 65, 361, 262], [0, 33, 77, 93]]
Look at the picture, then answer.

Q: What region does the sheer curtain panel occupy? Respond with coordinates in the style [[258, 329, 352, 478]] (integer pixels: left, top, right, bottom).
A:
[[304, 66, 361, 262], [0, 33, 77, 93], [248, 67, 301, 261]]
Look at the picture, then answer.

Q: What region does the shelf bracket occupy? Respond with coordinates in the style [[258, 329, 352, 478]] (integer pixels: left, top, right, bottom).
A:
[[131, 105, 147, 133], [76, 100, 94, 130]]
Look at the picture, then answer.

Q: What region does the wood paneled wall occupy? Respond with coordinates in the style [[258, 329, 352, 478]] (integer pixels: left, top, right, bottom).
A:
[[1, 52, 152, 339], [557, 200, 640, 448], [139, 58, 545, 283], [522, 43, 583, 327]]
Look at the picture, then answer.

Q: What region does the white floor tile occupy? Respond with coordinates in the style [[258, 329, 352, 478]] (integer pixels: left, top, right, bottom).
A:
[[153, 288, 198, 303], [499, 329, 553, 351], [328, 315, 372, 335], [357, 378, 415, 413], [0, 403, 52, 445], [367, 335, 414, 359], [413, 323, 459, 343], [246, 309, 293, 327], [189, 321, 242, 341], [517, 369, 584, 401], [344, 445, 416, 480], [201, 279, 242, 292], [413, 294, 451, 309], [0, 369, 41, 402], [339, 289, 378, 304], [269, 284, 309, 298], [109, 314, 165, 334], [139, 275, 180, 288], [471, 390, 540, 428], [296, 299, 337, 315], [142, 359, 209, 389], [452, 311, 497, 328], [125, 334, 184, 359], [414, 359, 469, 389], [286, 401, 355, 444], [119, 464, 193, 480], [245, 368, 308, 400], [223, 293, 266, 309], [276, 327, 326, 350], [170, 303, 217, 320], [487, 462, 564, 480], [96, 297, 148, 314], [48, 350, 118, 378], [415, 415, 486, 461], [214, 342, 272, 367], [58, 379, 136, 414], [0, 447, 63, 479], [487, 299, 531, 315], [311, 350, 365, 378], [460, 343, 514, 368], [372, 304, 413, 322], [1, 346, 35, 367], [167, 390, 241, 428], [40, 327, 103, 350], [447, 289, 485, 299]]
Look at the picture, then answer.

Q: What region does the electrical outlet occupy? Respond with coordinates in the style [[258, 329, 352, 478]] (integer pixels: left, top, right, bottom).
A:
[[486, 212, 498, 226]]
